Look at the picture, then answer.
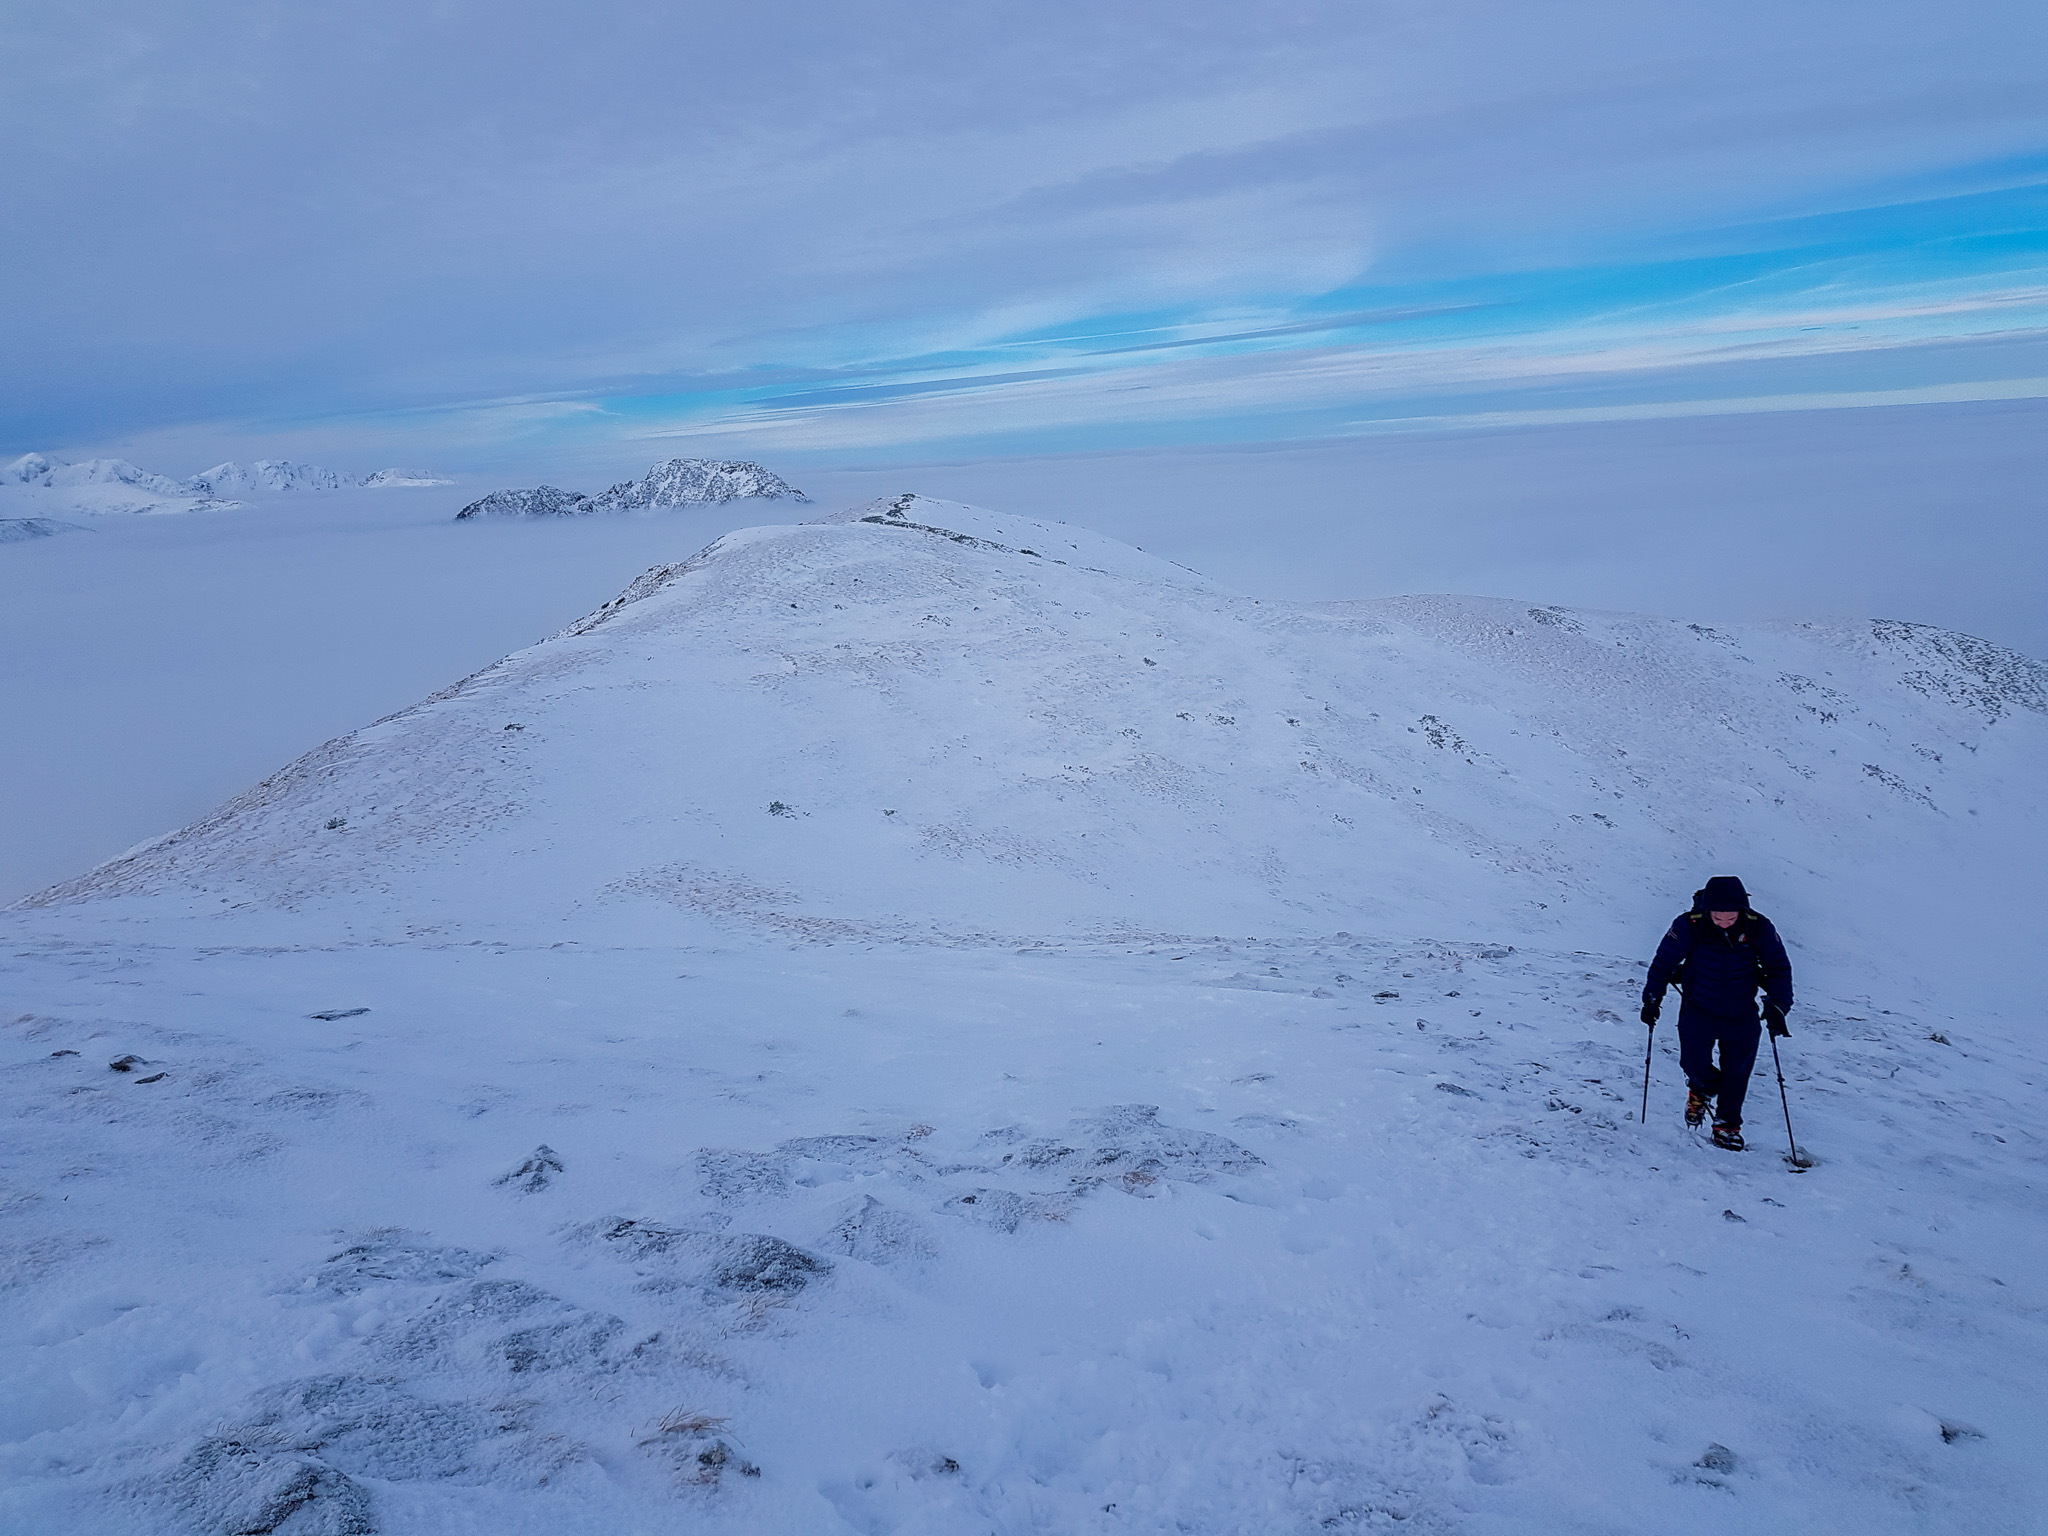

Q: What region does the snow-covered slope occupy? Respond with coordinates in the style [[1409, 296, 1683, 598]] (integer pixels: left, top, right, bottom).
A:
[[4, 496, 2044, 1534], [360, 468, 453, 487], [456, 457, 805, 520], [2, 453, 233, 516], [31, 495, 2042, 1005], [184, 460, 355, 494]]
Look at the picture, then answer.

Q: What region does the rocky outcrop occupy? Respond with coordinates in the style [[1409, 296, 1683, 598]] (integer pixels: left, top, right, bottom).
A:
[[590, 458, 806, 509], [453, 486, 595, 520], [0, 516, 90, 542], [361, 468, 452, 487], [454, 459, 804, 521]]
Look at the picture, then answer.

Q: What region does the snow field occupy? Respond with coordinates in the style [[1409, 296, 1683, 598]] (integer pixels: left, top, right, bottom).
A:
[[1, 933, 2042, 1533]]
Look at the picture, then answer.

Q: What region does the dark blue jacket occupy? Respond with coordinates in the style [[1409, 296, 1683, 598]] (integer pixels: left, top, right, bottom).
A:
[[1644, 910, 1793, 1018]]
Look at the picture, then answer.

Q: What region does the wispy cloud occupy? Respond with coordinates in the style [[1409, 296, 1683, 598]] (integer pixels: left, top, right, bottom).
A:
[[4, 1, 2044, 469]]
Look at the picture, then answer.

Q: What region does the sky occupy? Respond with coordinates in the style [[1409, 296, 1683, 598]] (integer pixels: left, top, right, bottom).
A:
[[5, 1, 2047, 478]]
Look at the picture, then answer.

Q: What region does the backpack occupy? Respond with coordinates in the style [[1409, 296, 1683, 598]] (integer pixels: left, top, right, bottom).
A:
[[1673, 905, 1770, 991]]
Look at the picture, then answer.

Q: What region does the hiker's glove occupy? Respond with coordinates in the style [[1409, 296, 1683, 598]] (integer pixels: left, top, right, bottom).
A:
[[1640, 997, 1661, 1027], [1764, 1002, 1789, 1039]]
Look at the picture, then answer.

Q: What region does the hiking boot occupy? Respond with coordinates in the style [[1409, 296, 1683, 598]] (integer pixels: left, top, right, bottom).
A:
[[1711, 1122, 1745, 1152], [1684, 1090, 1709, 1127]]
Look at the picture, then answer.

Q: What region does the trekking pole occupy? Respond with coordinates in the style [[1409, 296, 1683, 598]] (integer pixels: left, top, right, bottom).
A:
[[1640, 1023, 1655, 1125], [1767, 1028, 1809, 1169]]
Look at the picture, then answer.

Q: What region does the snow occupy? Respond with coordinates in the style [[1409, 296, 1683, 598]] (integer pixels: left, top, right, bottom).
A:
[[185, 460, 359, 495], [2, 492, 2043, 1533], [1, 453, 230, 516]]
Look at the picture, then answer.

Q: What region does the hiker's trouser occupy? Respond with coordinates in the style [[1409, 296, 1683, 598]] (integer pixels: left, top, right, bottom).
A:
[[1677, 1008, 1762, 1126]]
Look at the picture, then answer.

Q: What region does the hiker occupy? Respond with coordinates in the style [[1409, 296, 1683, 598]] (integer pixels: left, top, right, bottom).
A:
[[1639, 875, 1793, 1151]]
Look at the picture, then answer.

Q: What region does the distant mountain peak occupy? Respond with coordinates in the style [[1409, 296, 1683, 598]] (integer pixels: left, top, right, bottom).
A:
[[453, 486, 594, 521], [592, 458, 807, 510], [4, 451, 446, 517], [184, 460, 354, 494], [6, 454, 186, 495], [455, 458, 804, 521]]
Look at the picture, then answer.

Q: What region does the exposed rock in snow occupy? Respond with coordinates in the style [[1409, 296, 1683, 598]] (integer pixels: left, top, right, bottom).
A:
[[453, 485, 595, 520], [361, 468, 452, 487], [590, 457, 806, 509], [454, 458, 804, 521], [0, 516, 89, 543]]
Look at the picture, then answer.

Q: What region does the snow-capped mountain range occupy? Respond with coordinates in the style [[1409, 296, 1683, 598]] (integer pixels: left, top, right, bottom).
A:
[[455, 457, 806, 520], [4, 496, 2042, 1533], [1, 453, 449, 516]]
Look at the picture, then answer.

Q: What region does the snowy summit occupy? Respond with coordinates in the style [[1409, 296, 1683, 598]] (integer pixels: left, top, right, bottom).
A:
[[454, 457, 806, 520]]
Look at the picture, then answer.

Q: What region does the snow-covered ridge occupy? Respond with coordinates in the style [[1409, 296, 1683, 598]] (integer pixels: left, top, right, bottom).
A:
[[454, 457, 805, 520], [25, 494, 2042, 1005], [1, 452, 449, 516]]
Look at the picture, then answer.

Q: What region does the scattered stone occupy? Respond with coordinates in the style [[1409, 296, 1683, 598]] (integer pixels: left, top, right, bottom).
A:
[[135, 1072, 167, 1084], [707, 1233, 831, 1294], [236, 1374, 552, 1485], [824, 1195, 937, 1265], [943, 1188, 1076, 1233], [1695, 1443, 1737, 1473], [1000, 1105, 1263, 1190], [494, 1145, 565, 1193], [108, 1054, 147, 1072], [49, 1049, 79, 1058], [1722, 1209, 1745, 1223], [314, 1230, 496, 1295], [374, 1278, 626, 1376], [157, 1436, 376, 1535], [310, 1008, 370, 1021], [1434, 1081, 1478, 1097], [638, 1410, 761, 1485], [696, 1147, 793, 1203], [585, 1218, 831, 1296]]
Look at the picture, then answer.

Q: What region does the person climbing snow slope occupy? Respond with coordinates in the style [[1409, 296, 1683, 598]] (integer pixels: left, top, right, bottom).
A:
[[1640, 875, 1794, 1151]]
